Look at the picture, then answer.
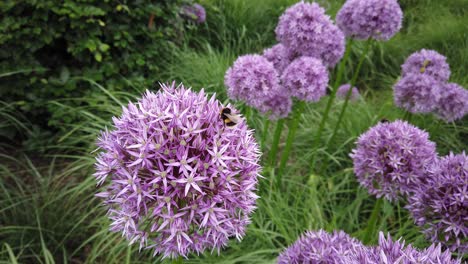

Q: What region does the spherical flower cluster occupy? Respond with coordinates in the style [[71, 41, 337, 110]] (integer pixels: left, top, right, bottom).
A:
[[224, 54, 280, 109], [351, 120, 437, 201], [257, 93, 293, 120], [406, 152, 468, 254], [434, 83, 468, 122], [94, 83, 261, 258], [277, 230, 365, 264], [262, 44, 293, 74], [181, 3, 206, 23], [395, 50, 468, 121], [343, 232, 461, 264], [275, 1, 345, 67], [336, 84, 361, 102], [281, 56, 329, 102], [401, 49, 451, 82], [336, 0, 403, 41], [393, 74, 442, 113]]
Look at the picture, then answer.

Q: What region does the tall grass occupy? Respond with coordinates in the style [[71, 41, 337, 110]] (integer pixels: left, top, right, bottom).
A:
[[1, 0, 467, 263]]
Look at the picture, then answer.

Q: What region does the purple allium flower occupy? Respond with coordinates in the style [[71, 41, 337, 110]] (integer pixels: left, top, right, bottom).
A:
[[275, 1, 345, 67], [393, 74, 443, 113], [434, 83, 468, 122], [225, 54, 281, 109], [277, 230, 365, 264], [344, 232, 461, 264], [257, 93, 293, 120], [351, 120, 437, 201], [281, 56, 329, 102], [336, 0, 403, 41], [401, 49, 451, 82], [94, 83, 261, 258], [406, 152, 468, 254], [181, 3, 206, 23], [336, 84, 361, 101], [262, 43, 294, 74]]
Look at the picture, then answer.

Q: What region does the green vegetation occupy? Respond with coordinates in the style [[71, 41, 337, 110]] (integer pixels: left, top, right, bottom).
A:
[[1, 0, 467, 263]]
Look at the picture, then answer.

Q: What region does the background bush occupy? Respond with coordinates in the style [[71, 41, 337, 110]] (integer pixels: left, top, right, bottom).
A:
[[0, 0, 194, 146]]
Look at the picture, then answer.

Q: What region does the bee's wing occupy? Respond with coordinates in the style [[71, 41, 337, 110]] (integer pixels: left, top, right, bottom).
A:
[[225, 113, 243, 123]]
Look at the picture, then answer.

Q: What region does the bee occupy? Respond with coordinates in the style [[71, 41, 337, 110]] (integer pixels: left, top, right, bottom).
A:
[[380, 118, 390, 123], [220, 107, 242, 127], [420, 60, 430, 73]]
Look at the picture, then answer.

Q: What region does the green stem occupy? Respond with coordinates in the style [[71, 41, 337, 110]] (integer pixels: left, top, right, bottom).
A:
[[403, 111, 412, 122], [363, 198, 383, 244], [172, 256, 183, 264], [321, 39, 373, 173], [268, 119, 285, 167], [277, 101, 306, 184], [126, 246, 131, 264], [310, 39, 354, 169], [260, 118, 270, 152]]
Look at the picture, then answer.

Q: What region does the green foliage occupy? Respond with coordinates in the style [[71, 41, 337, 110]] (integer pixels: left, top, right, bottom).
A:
[[0, 0, 193, 142]]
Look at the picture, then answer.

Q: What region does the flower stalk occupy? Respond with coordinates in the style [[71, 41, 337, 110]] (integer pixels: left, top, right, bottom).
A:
[[362, 198, 383, 244], [324, 39, 373, 161], [268, 119, 285, 167], [310, 39, 354, 169], [277, 101, 306, 184]]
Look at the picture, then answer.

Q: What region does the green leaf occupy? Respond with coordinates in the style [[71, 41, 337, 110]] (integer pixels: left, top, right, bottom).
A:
[[94, 52, 102, 62], [60, 67, 70, 83], [136, 58, 145, 66], [99, 43, 110, 52]]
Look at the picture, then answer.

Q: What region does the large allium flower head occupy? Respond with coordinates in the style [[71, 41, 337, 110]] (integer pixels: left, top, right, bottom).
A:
[[434, 83, 468, 122], [225, 54, 281, 109], [344, 232, 461, 264], [401, 49, 451, 82], [393, 74, 442, 113], [262, 43, 294, 74], [277, 230, 365, 264], [257, 93, 293, 120], [336, 0, 403, 41], [275, 1, 345, 67], [406, 152, 468, 254], [281, 56, 329, 102], [336, 84, 361, 101], [181, 3, 206, 23], [351, 120, 437, 201], [94, 83, 261, 258]]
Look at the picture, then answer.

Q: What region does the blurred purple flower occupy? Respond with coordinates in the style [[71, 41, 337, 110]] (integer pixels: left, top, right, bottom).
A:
[[351, 120, 437, 201], [277, 230, 365, 264], [336, 0, 403, 41], [401, 49, 451, 82], [393, 74, 442, 113], [94, 83, 261, 258], [406, 152, 468, 254], [281, 56, 329, 102], [225, 54, 281, 109], [434, 83, 468, 122], [336, 84, 361, 101], [275, 1, 345, 67], [257, 93, 293, 120], [262, 43, 293, 74], [181, 3, 206, 23], [344, 232, 461, 264]]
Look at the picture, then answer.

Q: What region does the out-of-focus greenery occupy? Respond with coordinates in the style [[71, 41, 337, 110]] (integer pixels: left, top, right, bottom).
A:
[[0, 0, 194, 145]]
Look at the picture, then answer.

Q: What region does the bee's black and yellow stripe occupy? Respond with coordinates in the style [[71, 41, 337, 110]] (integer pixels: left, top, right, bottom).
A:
[[220, 108, 237, 127]]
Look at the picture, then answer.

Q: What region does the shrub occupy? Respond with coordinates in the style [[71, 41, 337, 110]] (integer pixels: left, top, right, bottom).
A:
[[0, 0, 193, 142]]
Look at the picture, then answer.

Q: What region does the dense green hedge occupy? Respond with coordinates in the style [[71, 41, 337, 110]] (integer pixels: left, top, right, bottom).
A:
[[0, 0, 194, 142]]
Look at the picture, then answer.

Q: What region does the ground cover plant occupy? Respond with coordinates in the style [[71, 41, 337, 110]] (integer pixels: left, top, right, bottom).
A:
[[1, 0, 467, 263]]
